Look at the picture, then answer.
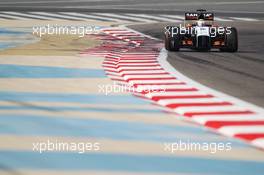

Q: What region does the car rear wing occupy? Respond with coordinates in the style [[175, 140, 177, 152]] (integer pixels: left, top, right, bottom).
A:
[[185, 12, 214, 21]]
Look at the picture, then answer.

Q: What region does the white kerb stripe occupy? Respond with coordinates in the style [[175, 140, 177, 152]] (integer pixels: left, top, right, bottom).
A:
[[103, 61, 118, 64], [175, 106, 248, 115], [251, 139, 264, 149], [118, 66, 162, 70], [145, 91, 207, 98], [119, 60, 157, 63], [123, 74, 174, 79], [219, 126, 264, 136], [128, 79, 183, 85], [192, 114, 264, 124], [122, 52, 158, 54], [137, 84, 191, 90], [104, 63, 159, 67], [158, 98, 225, 106], [118, 63, 159, 66], [121, 70, 166, 74], [136, 84, 191, 91]]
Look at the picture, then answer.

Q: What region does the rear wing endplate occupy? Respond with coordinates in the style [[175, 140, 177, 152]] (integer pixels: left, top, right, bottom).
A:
[[185, 12, 214, 20]]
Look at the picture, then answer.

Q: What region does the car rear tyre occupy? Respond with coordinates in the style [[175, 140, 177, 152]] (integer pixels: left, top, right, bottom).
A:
[[220, 27, 238, 52], [165, 33, 170, 50], [164, 26, 180, 51]]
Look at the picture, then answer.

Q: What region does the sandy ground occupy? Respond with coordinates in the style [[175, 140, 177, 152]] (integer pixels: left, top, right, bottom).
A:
[[0, 19, 115, 56], [0, 34, 101, 56]]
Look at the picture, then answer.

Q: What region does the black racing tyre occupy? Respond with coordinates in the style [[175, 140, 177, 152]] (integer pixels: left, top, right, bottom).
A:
[[220, 27, 238, 52], [164, 26, 180, 51], [197, 36, 210, 51], [165, 33, 170, 50]]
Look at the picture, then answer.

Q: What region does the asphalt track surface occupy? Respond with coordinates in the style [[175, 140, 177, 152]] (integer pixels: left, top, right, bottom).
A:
[[129, 21, 264, 108], [0, 0, 263, 17], [1, 0, 263, 107], [0, 0, 264, 174]]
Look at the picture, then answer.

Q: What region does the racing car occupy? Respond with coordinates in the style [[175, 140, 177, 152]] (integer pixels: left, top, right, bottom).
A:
[[164, 9, 238, 52]]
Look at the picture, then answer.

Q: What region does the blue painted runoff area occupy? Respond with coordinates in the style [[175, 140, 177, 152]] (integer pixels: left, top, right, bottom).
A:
[[0, 91, 148, 104], [0, 64, 106, 78], [0, 151, 263, 175], [0, 105, 163, 113], [0, 28, 28, 50], [0, 114, 246, 146]]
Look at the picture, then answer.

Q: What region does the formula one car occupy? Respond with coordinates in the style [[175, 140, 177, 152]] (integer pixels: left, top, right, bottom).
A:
[[164, 9, 238, 52]]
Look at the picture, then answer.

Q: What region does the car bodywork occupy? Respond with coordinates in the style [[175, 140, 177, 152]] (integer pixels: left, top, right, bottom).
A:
[[164, 9, 238, 52]]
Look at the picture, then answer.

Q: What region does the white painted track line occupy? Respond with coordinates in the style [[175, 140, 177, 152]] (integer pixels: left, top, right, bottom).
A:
[[0, 12, 260, 23], [159, 14, 184, 21], [214, 17, 233, 21], [30, 12, 88, 20], [1, 11, 56, 20], [0, 13, 30, 20], [127, 14, 177, 22], [230, 17, 259, 21], [93, 13, 156, 23], [59, 12, 115, 21]]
